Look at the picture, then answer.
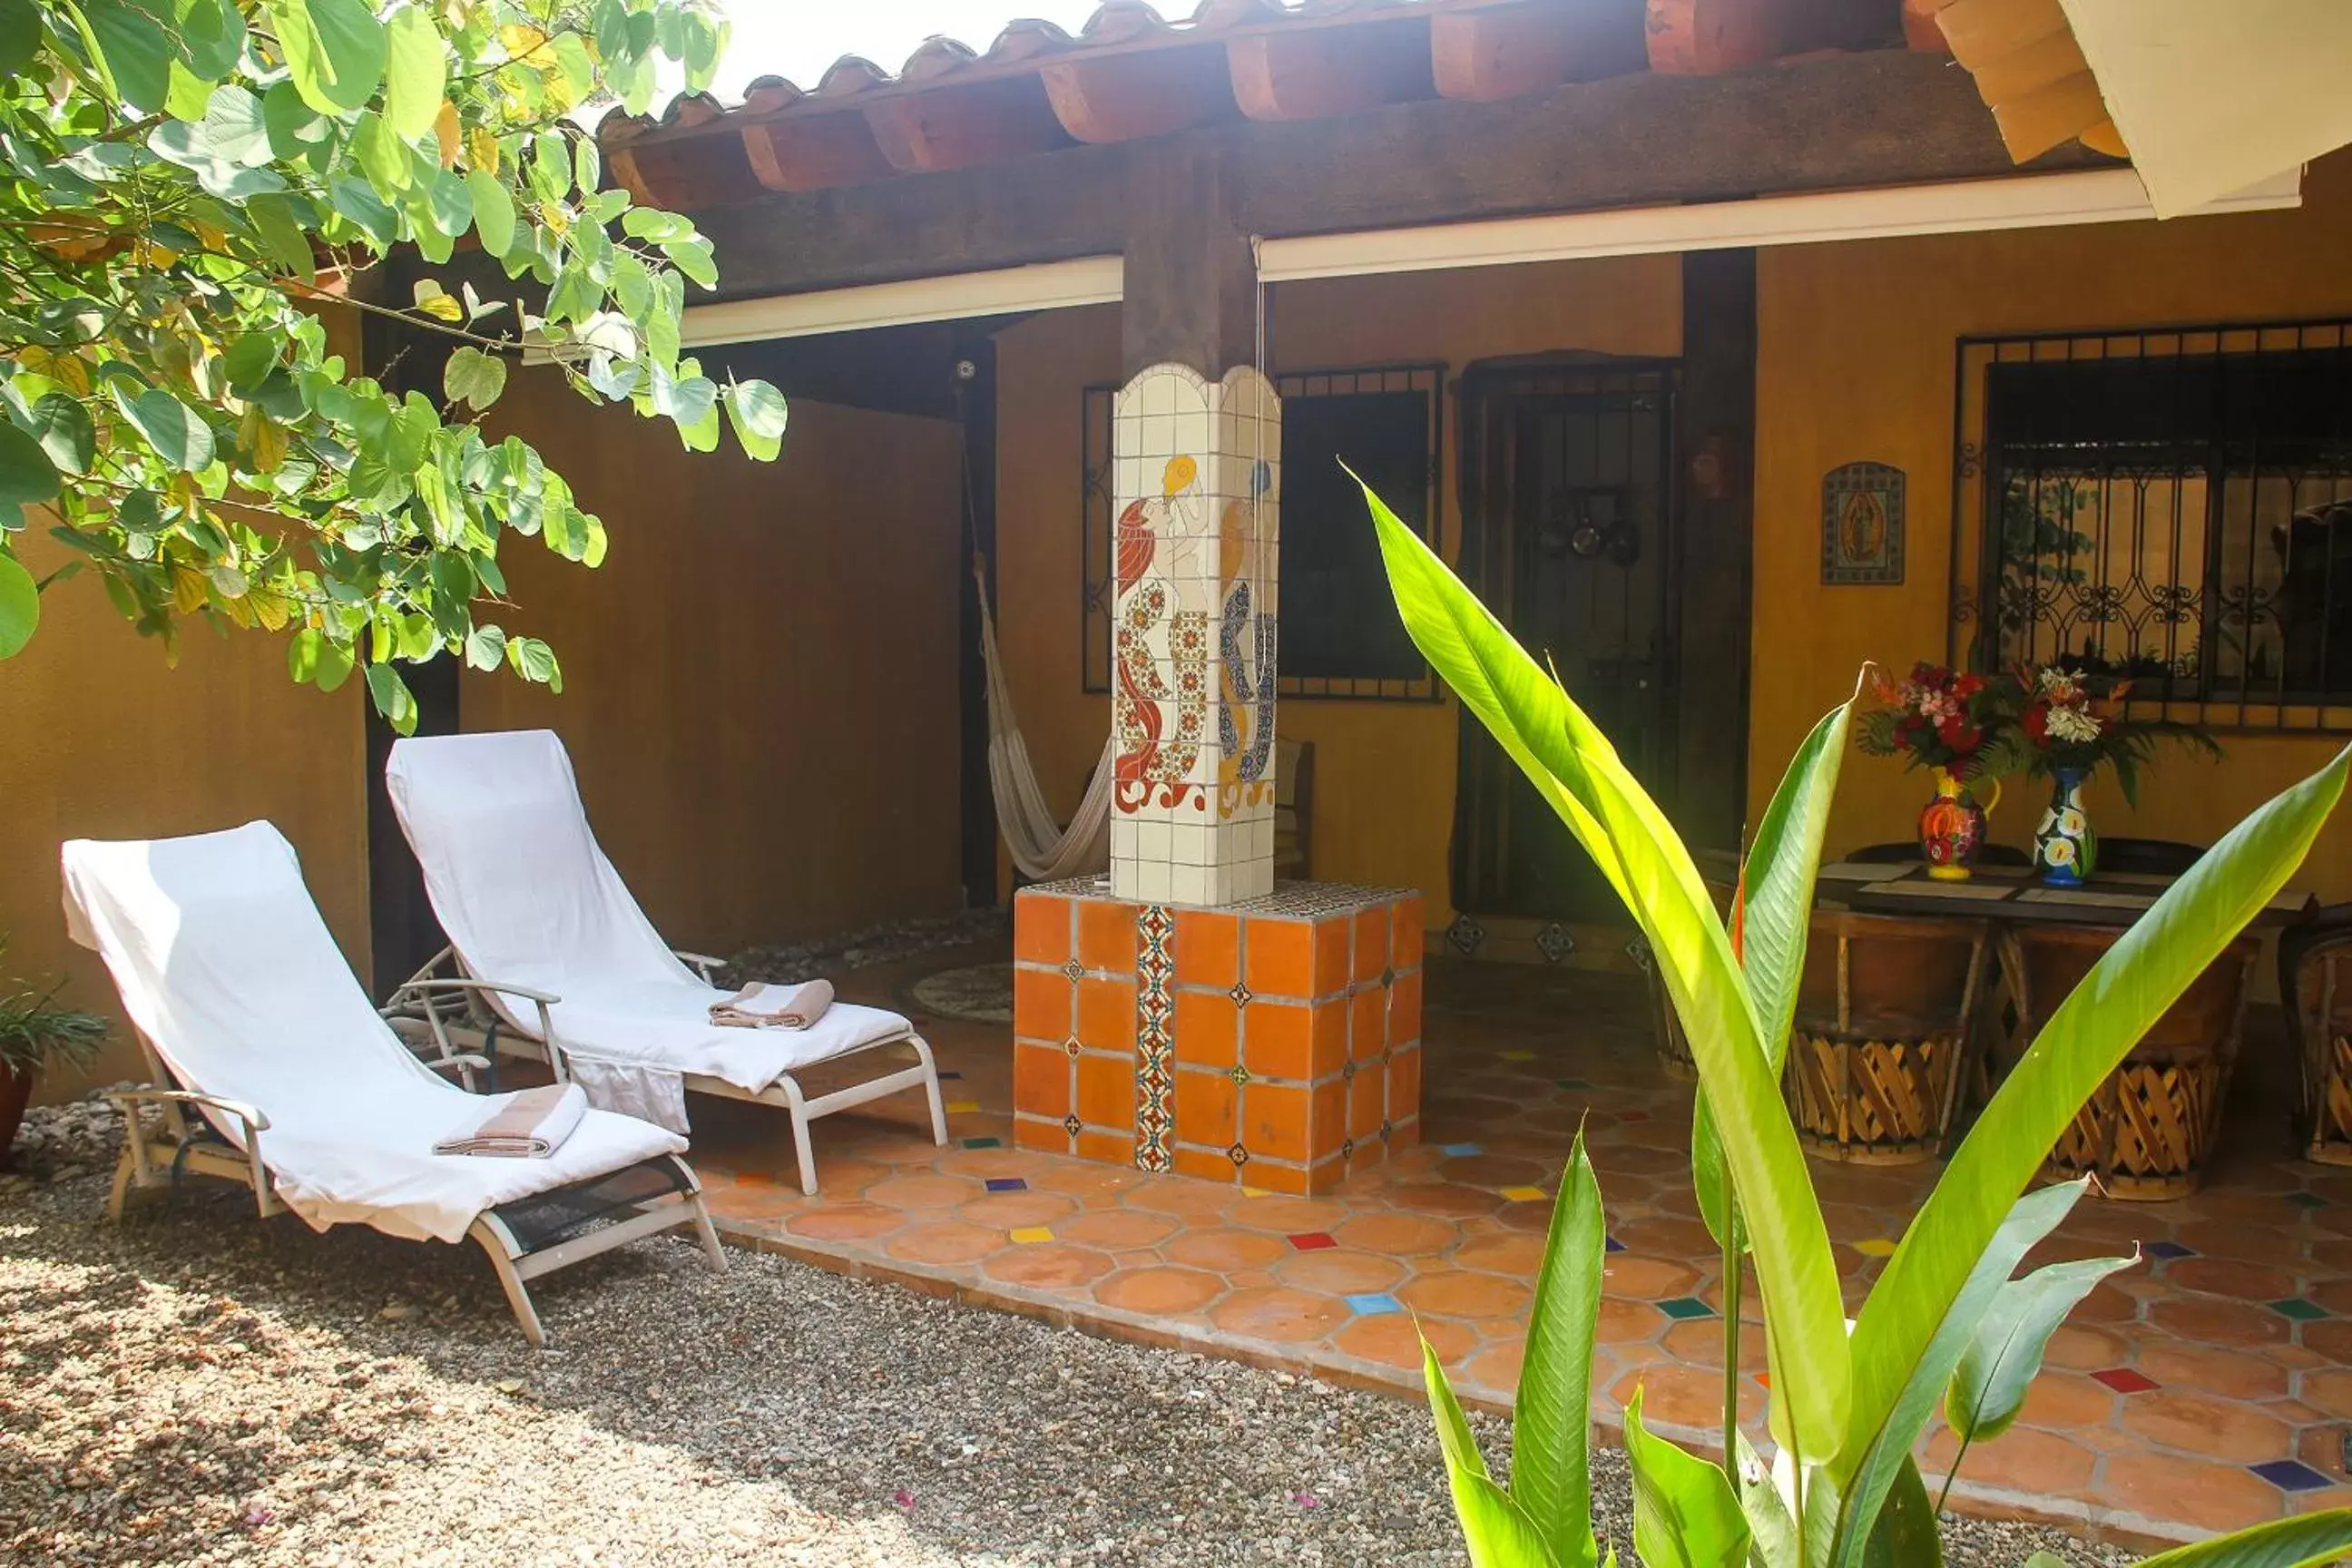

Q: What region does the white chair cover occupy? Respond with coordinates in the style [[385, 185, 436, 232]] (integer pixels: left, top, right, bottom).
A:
[[60, 822, 682, 1243], [384, 730, 912, 1088]]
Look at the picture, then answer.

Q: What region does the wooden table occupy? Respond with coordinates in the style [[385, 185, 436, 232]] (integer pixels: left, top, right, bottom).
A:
[[1821, 861, 2318, 929]]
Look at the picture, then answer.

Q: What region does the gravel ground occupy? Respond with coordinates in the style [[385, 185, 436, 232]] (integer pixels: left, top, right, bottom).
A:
[[3, 1102, 2130, 1567], [727, 908, 1011, 988]]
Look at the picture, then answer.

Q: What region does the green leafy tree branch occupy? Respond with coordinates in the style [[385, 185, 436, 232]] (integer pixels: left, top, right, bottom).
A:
[[0, 0, 788, 730]]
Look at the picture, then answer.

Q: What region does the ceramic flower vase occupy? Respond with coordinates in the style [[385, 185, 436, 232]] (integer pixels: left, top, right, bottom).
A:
[[1918, 767, 1996, 881], [2034, 767, 2097, 886]]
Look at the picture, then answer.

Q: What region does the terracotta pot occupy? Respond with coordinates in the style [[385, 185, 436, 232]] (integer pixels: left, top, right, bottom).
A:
[[0, 1068, 32, 1171]]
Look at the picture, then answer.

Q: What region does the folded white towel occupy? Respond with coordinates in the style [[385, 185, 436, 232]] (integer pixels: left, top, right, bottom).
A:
[[710, 978, 834, 1031], [434, 1083, 587, 1159], [565, 1055, 690, 1135]]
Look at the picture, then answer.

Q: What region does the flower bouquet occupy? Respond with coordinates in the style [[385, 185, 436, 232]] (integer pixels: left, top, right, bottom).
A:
[[1856, 662, 2016, 879], [1981, 665, 2220, 885]]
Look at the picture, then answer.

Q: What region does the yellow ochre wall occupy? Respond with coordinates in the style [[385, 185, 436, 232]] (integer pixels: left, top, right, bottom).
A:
[[466, 377, 967, 955], [1753, 151, 2352, 901], [992, 257, 1684, 915]]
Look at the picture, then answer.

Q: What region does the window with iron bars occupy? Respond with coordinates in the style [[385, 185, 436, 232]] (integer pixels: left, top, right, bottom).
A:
[[1081, 364, 1445, 701], [1954, 319, 2352, 730]]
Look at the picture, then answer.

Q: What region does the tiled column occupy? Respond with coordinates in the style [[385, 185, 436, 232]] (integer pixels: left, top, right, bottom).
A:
[[1109, 363, 1280, 908]]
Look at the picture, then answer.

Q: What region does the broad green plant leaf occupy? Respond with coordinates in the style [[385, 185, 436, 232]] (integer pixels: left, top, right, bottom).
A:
[[1734, 1431, 1798, 1568], [116, 388, 215, 472], [0, 418, 63, 514], [1830, 1181, 2088, 1568], [1513, 1129, 1604, 1568], [467, 169, 515, 256], [0, 0, 39, 75], [23, 393, 94, 475], [363, 662, 416, 734], [1946, 1250, 2136, 1446], [280, 0, 387, 113], [2133, 1508, 2352, 1568], [1802, 1454, 1942, 1568], [82, 0, 172, 113], [1838, 745, 2351, 1485], [723, 378, 789, 461], [1623, 1389, 1749, 1568], [0, 552, 38, 659], [381, 3, 446, 139], [1364, 479, 1850, 1465], [444, 347, 508, 410], [1424, 1339, 1560, 1568]]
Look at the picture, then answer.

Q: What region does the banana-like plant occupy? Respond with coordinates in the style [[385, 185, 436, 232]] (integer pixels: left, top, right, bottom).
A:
[[1359, 478, 2352, 1568]]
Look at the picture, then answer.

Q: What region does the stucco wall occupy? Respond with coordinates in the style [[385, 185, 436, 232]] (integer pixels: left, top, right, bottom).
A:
[[1751, 151, 2352, 900], [992, 256, 1685, 917], [0, 532, 369, 1098], [465, 377, 967, 955]]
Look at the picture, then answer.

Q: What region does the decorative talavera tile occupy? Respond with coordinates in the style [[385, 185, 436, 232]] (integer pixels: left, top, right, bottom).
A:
[[1109, 362, 1281, 910]]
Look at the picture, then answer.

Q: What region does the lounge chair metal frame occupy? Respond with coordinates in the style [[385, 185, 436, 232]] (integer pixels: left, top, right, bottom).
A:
[[391, 946, 949, 1196], [104, 974, 728, 1348]]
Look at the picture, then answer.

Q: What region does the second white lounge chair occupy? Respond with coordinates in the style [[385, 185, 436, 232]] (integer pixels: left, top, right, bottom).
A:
[[62, 822, 723, 1345], [384, 729, 948, 1194]]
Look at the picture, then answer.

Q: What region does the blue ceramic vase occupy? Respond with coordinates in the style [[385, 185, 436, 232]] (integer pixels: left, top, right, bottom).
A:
[[2033, 767, 2097, 886]]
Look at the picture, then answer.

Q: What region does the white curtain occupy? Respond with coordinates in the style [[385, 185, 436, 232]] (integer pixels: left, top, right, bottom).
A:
[[975, 559, 1113, 882]]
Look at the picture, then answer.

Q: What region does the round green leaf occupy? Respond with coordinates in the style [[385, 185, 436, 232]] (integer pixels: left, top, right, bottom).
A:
[[176, 0, 248, 81], [200, 84, 272, 166], [723, 379, 789, 462], [464, 622, 505, 671], [274, 0, 386, 114], [443, 347, 508, 411], [0, 552, 37, 659], [0, 0, 40, 76], [0, 417, 62, 512], [467, 170, 515, 256], [381, 3, 446, 140], [119, 388, 217, 472], [363, 662, 418, 733], [21, 394, 93, 476], [83, 0, 173, 114]]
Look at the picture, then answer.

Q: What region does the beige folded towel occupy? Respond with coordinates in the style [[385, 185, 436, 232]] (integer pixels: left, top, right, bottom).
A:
[[434, 1083, 587, 1159], [710, 978, 834, 1030]]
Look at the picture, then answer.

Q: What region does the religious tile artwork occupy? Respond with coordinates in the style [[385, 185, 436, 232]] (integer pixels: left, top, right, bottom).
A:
[[1109, 363, 1281, 907], [1010, 882, 1425, 1195], [1820, 460, 1906, 585]]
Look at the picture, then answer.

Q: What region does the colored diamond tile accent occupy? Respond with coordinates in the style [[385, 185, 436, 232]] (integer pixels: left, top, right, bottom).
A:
[[1230, 982, 1254, 1007], [1658, 1297, 1717, 1321], [1446, 914, 1485, 956], [1441, 1143, 1484, 1157], [1229, 1063, 1252, 1087], [1347, 1292, 1404, 1316], [2092, 1367, 2160, 1394], [1132, 903, 1178, 1175], [1534, 921, 1574, 965], [2287, 1191, 2330, 1209], [1500, 1050, 1534, 1063], [985, 1177, 1029, 1193], [1290, 1232, 1337, 1251], [1063, 1036, 1082, 1058], [1229, 1142, 1251, 1167], [2250, 1459, 2335, 1493], [2141, 1240, 2195, 1259], [1010, 1227, 1054, 1245], [1061, 1114, 1082, 1136], [1062, 958, 1086, 983], [946, 1101, 982, 1114], [2271, 1297, 2330, 1321], [1854, 1238, 1897, 1258], [1241, 1185, 1272, 1198], [1500, 1186, 1548, 1202], [962, 1137, 1002, 1150], [1605, 1236, 1626, 1254], [1341, 1138, 1356, 1158]]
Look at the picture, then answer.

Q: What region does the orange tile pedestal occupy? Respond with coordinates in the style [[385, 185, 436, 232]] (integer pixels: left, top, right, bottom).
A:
[[1013, 879, 1424, 1195]]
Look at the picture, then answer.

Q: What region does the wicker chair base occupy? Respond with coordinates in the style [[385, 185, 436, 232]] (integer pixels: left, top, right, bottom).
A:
[[2046, 1051, 2227, 1200], [2303, 1033, 2352, 1168], [1784, 1031, 1960, 1166]]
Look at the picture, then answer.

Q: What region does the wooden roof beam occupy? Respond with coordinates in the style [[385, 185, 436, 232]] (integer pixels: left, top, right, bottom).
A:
[[1228, 15, 1436, 122], [1431, 0, 1648, 102], [861, 76, 1075, 174], [1041, 43, 1237, 143]]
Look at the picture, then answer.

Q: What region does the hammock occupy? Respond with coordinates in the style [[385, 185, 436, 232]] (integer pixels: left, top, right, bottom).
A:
[[975, 556, 1114, 882]]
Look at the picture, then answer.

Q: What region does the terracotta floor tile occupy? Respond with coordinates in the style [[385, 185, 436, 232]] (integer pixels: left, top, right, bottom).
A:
[[2137, 1339, 2291, 1402], [1208, 1286, 1348, 1343], [2013, 1371, 2119, 1433], [2120, 1390, 2294, 1463], [1398, 1269, 1534, 1320], [1439, 1153, 1551, 1190], [1920, 1425, 2097, 1499], [982, 1242, 1116, 1290], [1229, 1195, 1354, 1234], [1335, 1310, 1477, 1372], [2298, 1368, 2352, 1419], [1056, 1209, 1181, 1250], [1124, 1179, 1240, 1220], [1455, 1233, 1546, 1276], [1594, 1296, 1667, 1345], [1162, 1227, 1289, 1272], [1601, 1255, 1703, 1301], [1461, 1336, 1526, 1393], [958, 1191, 1079, 1230], [2299, 1319, 2352, 1362], [865, 1173, 975, 1210], [1658, 1317, 1763, 1371], [2165, 1256, 2302, 1302], [1612, 1361, 1744, 1433], [1332, 1212, 1460, 1256], [884, 1220, 1006, 1267], [782, 1203, 904, 1242], [1275, 1249, 1409, 1295], [2149, 1293, 2291, 1347], [2094, 1450, 2297, 1535], [1094, 1266, 1226, 1316], [1387, 1183, 1507, 1219]]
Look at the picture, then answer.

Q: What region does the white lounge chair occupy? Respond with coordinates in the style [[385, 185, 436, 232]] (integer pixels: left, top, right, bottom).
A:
[[62, 822, 724, 1347], [384, 729, 948, 1195]]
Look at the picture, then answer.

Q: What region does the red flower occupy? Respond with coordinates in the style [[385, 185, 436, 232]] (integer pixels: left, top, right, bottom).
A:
[[2023, 701, 2050, 744], [1936, 713, 1981, 752], [1953, 672, 1985, 699]]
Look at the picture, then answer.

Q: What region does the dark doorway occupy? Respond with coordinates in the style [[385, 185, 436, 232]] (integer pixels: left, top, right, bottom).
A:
[[1454, 364, 1679, 923], [365, 655, 458, 997]]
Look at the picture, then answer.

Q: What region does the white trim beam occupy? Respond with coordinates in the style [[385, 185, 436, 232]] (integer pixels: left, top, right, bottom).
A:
[[681, 255, 1122, 347], [1252, 167, 2302, 284]]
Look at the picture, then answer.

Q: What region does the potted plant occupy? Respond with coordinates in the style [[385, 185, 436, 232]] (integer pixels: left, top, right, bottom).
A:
[[1987, 664, 2221, 886], [1855, 662, 2014, 879], [0, 945, 109, 1170]]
